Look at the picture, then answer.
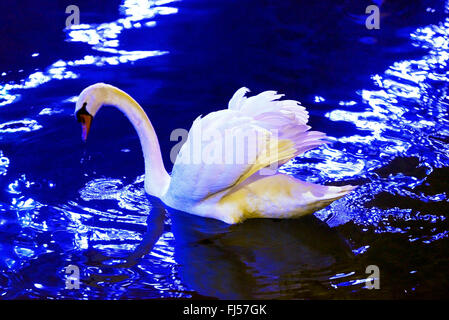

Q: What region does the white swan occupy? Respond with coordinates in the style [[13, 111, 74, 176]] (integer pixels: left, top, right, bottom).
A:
[[75, 83, 355, 224]]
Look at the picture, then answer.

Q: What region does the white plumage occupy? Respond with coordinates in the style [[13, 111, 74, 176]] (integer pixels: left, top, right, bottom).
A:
[[75, 83, 355, 224]]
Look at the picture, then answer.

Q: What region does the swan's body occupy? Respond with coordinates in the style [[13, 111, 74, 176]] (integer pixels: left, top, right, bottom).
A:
[[75, 83, 355, 224]]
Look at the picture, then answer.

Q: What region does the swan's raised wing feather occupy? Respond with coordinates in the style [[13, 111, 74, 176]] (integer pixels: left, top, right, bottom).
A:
[[166, 88, 328, 203], [230, 87, 327, 164]]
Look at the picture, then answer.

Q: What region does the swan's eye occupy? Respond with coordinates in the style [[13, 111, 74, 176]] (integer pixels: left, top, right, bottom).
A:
[[76, 102, 91, 123]]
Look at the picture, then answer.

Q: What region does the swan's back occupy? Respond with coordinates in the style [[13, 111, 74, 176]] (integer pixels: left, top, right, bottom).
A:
[[163, 88, 329, 211]]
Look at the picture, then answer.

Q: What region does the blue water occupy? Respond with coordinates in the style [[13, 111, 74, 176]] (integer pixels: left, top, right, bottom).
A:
[[0, 0, 448, 299]]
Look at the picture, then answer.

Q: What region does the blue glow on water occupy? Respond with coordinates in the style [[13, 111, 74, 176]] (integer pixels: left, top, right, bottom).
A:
[[1, 0, 449, 299]]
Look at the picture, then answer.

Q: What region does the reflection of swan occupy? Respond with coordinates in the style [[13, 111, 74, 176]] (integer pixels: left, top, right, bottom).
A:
[[75, 83, 355, 224], [83, 196, 166, 289], [82, 197, 352, 299], [169, 208, 353, 299]]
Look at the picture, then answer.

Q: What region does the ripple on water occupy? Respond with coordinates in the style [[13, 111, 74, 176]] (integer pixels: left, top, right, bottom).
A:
[[79, 175, 151, 215], [80, 178, 125, 201]]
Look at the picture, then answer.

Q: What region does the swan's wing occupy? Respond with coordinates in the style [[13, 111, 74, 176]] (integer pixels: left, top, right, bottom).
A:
[[169, 110, 292, 201], [229, 87, 328, 164], [168, 89, 328, 202]]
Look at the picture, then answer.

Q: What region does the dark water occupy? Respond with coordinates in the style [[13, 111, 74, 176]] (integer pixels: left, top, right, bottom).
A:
[[0, 0, 448, 299]]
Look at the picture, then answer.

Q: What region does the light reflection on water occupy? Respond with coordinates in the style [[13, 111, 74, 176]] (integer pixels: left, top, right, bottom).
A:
[[281, 16, 449, 237], [0, 0, 449, 299], [0, 0, 175, 108]]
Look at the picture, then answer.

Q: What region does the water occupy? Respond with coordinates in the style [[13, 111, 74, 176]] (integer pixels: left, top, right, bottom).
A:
[[0, 0, 448, 299]]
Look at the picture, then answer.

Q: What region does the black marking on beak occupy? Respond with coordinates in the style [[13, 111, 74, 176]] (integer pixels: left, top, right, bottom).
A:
[[76, 102, 91, 122], [76, 102, 93, 142]]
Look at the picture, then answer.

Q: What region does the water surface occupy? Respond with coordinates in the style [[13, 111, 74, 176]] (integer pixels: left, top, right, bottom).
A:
[[0, 0, 448, 299]]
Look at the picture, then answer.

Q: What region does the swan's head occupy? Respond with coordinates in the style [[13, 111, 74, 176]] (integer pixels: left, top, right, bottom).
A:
[[75, 83, 111, 141]]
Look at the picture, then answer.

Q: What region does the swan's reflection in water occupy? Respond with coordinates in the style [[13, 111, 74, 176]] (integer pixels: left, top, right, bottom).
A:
[[171, 208, 353, 299], [82, 197, 166, 290], [82, 196, 353, 299]]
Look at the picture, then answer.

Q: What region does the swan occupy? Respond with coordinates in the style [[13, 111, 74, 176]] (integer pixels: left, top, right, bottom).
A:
[[75, 83, 355, 224]]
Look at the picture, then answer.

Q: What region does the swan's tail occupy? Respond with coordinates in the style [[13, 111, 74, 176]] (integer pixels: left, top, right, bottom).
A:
[[322, 184, 357, 200], [295, 184, 357, 217]]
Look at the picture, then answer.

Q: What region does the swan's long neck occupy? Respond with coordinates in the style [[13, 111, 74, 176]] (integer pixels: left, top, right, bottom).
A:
[[103, 86, 170, 197]]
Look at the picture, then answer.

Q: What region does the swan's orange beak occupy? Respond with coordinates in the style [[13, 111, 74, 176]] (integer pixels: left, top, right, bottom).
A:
[[79, 113, 93, 142]]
